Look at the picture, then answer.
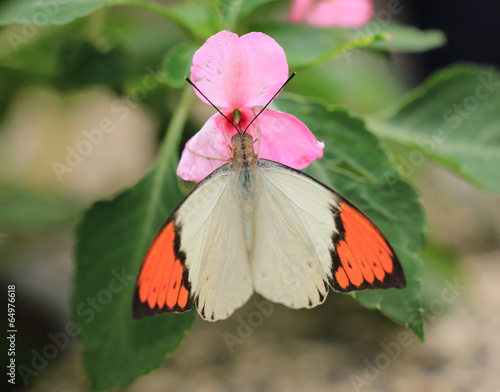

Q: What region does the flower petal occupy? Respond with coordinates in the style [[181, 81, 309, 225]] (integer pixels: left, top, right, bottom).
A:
[[250, 109, 324, 169], [290, 0, 373, 28], [191, 30, 289, 109], [177, 108, 324, 182], [289, 0, 314, 23], [176, 113, 233, 182]]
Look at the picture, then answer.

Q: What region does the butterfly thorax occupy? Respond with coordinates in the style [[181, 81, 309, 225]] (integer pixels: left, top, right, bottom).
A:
[[229, 131, 259, 204], [230, 132, 259, 171]]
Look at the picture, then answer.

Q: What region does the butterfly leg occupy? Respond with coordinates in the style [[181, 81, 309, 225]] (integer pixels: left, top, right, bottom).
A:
[[220, 114, 233, 153], [187, 147, 230, 161], [186, 114, 235, 161], [252, 109, 262, 155]]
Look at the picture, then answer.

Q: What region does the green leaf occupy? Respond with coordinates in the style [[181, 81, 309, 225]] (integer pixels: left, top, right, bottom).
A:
[[0, 0, 130, 25], [0, 183, 81, 235], [257, 24, 349, 68], [369, 64, 500, 195], [256, 23, 445, 69], [161, 42, 198, 88], [370, 23, 446, 53], [72, 87, 195, 391], [0, 24, 62, 79], [276, 95, 426, 339], [0, 67, 28, 122], [0, 0, 221, 40], [219, 0, 278, 29], [420, 240, 462, 306], [165, 2, 222, 40], [287, 51, 404, 114], [55, 38, 130, 90]]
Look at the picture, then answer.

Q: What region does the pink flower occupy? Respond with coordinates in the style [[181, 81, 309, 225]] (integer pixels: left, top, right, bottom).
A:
[[289, 0, 373, 28], [177, 31, 324, 182]]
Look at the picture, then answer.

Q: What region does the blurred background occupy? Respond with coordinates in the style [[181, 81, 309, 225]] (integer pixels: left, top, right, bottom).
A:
[[1, 0, 499, 391]]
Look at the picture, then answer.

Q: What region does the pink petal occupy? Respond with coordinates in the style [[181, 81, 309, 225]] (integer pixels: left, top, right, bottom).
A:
[[176, 113, 233, 182], [177, 108, 324, 182], [290, 0, 373, 28], [250, 109, 324, 169], [190, 31, 289, 109], [289, 0, 314, 23], [177, 107, 258, 181]]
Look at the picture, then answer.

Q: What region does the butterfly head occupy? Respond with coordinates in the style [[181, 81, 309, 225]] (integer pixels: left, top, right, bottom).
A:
[[230, 130, 258, 168], [230, 131, 255, 151]]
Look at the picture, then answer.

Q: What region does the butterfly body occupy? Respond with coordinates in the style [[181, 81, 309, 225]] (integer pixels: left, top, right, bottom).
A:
[[230, 132, 259, 252], [133, 131, 405, 321]]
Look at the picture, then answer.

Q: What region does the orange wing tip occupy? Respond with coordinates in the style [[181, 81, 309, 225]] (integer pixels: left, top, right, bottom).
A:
[[329, 254, 406, 293], [132, 285, 193, 319], [132, 220, 194, 320], [329, 202, 406, 293]]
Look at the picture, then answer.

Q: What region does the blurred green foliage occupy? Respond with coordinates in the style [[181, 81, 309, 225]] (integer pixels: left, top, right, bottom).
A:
[[0, 0, 498, 390]]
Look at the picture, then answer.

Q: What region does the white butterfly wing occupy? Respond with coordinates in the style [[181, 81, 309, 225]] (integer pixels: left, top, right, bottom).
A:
[[252, 159, 342, 308], [177, 165, 254, 321], [134, 164, 253, 321], [134, 154, 405, 322]]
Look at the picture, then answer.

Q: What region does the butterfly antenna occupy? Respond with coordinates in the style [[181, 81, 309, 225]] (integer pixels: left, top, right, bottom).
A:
[[185, 77, 240, 134], [244, 72, 296, 133]]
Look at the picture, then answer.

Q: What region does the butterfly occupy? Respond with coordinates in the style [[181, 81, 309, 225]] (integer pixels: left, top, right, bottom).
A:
[[132, 80, 406, 322]]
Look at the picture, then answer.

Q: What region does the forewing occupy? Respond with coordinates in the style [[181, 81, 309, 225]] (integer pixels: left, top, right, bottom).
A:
[[253, 160, 405, 309], [329, 200, 405, 292], [133, 219, 192, 319], [133, 165, 253, 321]]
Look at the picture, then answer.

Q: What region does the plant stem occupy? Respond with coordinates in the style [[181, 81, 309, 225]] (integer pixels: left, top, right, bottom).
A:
[[224, 0, 242, 31], [308, 33, 391, 69], [87, 8, 107, 43], [156, 85, 195, 170]]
